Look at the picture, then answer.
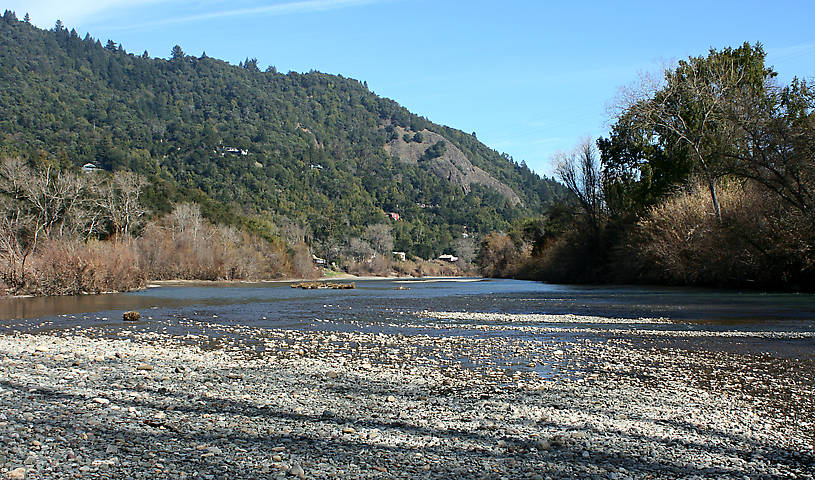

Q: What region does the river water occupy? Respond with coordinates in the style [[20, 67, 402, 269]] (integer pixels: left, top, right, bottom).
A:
[[1, 278, 813, 360]]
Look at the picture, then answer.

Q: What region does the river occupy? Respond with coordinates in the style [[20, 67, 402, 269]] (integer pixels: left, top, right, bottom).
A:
[[2, 278, 813, 360]]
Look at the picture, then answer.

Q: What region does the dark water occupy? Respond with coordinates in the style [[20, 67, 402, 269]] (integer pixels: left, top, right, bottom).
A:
[[1, 278, 814, 358]]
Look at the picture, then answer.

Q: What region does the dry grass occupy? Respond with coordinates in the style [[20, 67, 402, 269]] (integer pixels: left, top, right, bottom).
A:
[[633, 179, 815, 287], [25, 239, 144, 295]]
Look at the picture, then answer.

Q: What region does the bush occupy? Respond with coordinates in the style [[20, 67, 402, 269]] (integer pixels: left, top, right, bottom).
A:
[[27, 239, 144, 295], [633, 180, 815, 288]]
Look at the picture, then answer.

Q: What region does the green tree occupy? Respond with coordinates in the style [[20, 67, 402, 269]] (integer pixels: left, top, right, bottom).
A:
[[614, 43, 774, 221], [170, 45, 185, 61]]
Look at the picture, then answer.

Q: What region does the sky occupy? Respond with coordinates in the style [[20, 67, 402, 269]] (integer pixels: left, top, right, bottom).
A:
[[6, 0, 815, 176]]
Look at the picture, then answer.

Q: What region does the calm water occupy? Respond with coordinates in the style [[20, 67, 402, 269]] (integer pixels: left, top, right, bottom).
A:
[[2, 278, 814, 358]]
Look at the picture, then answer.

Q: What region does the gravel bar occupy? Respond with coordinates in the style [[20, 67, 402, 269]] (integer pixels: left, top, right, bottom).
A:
[[0, 315, 813, 479]]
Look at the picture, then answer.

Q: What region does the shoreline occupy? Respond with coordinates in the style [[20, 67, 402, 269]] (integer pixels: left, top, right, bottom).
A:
[[3, 274, 476, 300]]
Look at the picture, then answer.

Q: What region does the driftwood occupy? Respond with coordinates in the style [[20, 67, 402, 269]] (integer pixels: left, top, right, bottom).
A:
[[290, 282, 355, 290]]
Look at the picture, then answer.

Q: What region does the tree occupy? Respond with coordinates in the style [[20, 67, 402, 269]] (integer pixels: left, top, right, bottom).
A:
[[23, 12, 30, 23], [170, 45, 185, 61], [616, 43, 774, 221], [94, 171, 149, 237], [554, 137, 605, 236], [725, 78, 815, 217], [363, 223, 393, 255], [477, 232, 521, 278]]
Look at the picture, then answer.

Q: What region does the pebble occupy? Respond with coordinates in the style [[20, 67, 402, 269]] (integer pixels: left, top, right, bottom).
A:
[[289, 463, 305, 478], [7, 467, 25, 479], [0, 314, 811, 480]]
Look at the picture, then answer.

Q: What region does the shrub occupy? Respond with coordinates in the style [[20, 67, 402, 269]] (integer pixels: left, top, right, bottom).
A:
[[633, 179, 815, 288]]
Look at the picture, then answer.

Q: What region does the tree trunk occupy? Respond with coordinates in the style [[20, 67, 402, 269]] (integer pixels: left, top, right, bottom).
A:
[[707, 176, 722, 223]]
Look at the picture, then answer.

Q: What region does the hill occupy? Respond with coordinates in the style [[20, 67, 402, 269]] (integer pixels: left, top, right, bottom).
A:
[[0, 12, 566, 259]]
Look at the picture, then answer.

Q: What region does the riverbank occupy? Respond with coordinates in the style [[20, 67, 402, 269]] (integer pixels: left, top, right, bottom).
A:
[[1, 314, 812, 479]]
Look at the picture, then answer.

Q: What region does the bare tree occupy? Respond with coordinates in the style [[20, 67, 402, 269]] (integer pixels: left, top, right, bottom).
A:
[[453, 235, 476, 264], [345, 237, 374, 262], [554, 137, 605, 234], [92, 171, 148, 238], [277, 216, 310, 247], [363, 223, 394, 255]]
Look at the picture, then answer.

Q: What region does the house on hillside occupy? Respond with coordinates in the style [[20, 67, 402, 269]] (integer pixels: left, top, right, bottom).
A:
[[392, 251, 406, 262], [387, 212, 400, 221], [82, 163, 101, 173], [220, 146, 248, 156], [438, 254, 459, 262]]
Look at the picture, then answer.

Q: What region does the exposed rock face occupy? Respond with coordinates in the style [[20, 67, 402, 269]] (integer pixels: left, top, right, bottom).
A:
[[384, 127, 522, 206]]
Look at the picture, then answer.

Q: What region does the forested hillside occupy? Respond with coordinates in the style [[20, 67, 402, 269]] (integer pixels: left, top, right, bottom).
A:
[[0, 12, 565, 261]]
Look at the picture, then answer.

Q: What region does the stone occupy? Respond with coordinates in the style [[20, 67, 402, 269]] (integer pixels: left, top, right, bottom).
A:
[[342, 427, 355, 434], [7, 468, 26, 479], [123, 311, 141, 322], [136, 363, 153, 371], [93, 397, 110, 405], [386, 395, 396, 403], [535, 439, 551, 450], [289, 463, 304, 478]]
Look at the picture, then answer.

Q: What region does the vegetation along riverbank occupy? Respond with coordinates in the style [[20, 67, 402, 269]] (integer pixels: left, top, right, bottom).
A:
[[479, 43, 815, 291]]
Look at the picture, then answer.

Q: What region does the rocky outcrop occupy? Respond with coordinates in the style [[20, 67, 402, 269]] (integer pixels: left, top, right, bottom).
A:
[[384, 126, 521, 206]]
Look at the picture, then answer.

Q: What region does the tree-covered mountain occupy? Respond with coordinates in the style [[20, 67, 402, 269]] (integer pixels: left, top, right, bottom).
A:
[[0, 12, 566, 259]]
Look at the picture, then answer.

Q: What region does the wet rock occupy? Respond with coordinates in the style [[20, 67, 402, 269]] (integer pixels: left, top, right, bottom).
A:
[[123, 311, 141, 322]]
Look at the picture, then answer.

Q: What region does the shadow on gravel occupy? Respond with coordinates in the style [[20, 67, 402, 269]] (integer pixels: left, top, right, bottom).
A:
[[2, 378, 812, 479]]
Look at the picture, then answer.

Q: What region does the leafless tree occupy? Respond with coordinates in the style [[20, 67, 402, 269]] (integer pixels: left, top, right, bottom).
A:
[[277, 216, 310, 247], [554, 137, 605, 235], [453, 235, 476, 264], [363, 223, 394, 255]]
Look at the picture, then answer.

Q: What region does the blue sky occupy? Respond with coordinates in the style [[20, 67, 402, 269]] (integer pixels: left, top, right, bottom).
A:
[[7, 0, 815, 176]]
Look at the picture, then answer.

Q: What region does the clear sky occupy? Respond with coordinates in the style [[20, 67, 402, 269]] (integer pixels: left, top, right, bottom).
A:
[[6, 0, 815, 176]]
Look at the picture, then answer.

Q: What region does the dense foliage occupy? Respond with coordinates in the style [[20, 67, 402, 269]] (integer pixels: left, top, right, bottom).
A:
[[488, 43, 815, 290], [0, 12, 565, 260]]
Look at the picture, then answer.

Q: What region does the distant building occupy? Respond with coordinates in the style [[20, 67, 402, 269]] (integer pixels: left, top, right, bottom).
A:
[[220, 146, 248, 156], [392, 251, 406, 262], [387, 212, 400, 221], [82, 163, 101, 173], [438, 254, 459, 262], [312, 255, 326, 266]]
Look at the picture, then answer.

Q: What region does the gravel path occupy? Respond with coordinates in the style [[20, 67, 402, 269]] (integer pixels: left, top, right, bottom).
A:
[[0, 315, 813, 479]]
